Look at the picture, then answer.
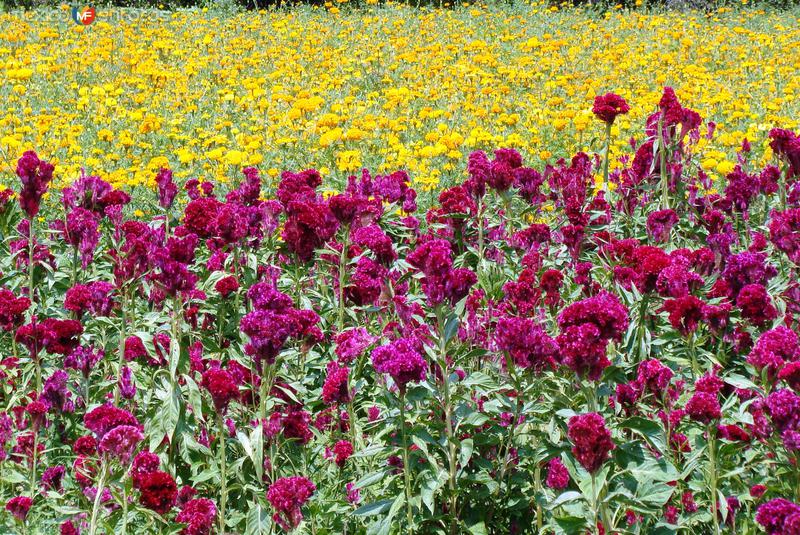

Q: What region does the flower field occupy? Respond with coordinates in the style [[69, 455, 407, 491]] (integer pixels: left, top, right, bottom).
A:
[[2, 3, 800, 535]]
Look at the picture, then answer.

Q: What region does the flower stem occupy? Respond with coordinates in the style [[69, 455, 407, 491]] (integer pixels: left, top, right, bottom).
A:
[[28, 217, 41, 392], [399, 392, 413, 528], [88, 462, 107, 535], [708, 426, 720, 535], [121, 482, 128, 535], [658, 116, 669, 209], [218, 413, 228, 535], [28, 431, 37, 496], [114, 291, 127, 404], [603, 122, 612, 185], [337, 228, 349, 331], [436, 310, 458, 535]]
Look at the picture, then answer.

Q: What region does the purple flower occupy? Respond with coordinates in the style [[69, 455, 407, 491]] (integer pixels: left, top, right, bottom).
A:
[[686, 391, 721, 424], [545, 458, 570, 489], [592, 93, 630, 124], [119, 366, 136, 400], [495, 316, 559, 372], [66, 207, 100, 269], [267, 476, 316, 532], [334, 327, 376, 364], [155, 167, 177, 209], [647, 209, 679, 243], [98, 425, 143, 464], [756, 498, 800, 534], [736, 283, 778, 326], [567, 413, 615, 473], [41, 465, 66, 492], [17, 151, 54, 218], [371, 337, 427, 393]]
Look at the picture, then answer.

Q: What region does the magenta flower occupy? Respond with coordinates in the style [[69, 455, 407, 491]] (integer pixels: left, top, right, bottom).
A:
[[176, 498, 217, 535], [545, 458, 570, 489], [0, 289, 30, 331], [334, 327, 376, 364], [592, 93, 630, 124], [155, 167, 177, 209], [267, 476, 316, 532], [322, 361, 351, 405], [371, 337, 427, 393], [5, 496, 32, 522], [201, 368, 239, 413], [686, 391, 721, 424], [495, 316, 559, 372], [647, 209, 679, 243], [756, 498, 800, 534], [567, 413, 615, 473], [17, 151, 54, 218]]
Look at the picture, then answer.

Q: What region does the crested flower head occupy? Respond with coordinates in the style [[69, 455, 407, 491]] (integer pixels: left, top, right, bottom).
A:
[[567, 413, 615, 473], [592, 92, 630, 124], [17, 151, 54, 218], [371, 337, 427, 393], [267, 476, 316, 532]]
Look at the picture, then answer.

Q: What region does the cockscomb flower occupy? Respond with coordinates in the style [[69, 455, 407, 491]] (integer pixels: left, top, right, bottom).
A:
[[155, 167, 177, 209], [130, 450, 161, 488], [557, 291, 629, 343], [138, 470, 178, 515], [64, 281, 115, 317], [592, 93, 630, 124], [495, 316, 559, 372], [769, 208, 800, 265], [40, 464, 66, 492], [83, 404, 142, 440], [334, 327, 376, 364], [65, 207, 100, 268], [5, 495, 32, 522], [98, 425, 144, 464], [722, 252, 777, 298], [0, 289, 30, 331], [176, 498, 217, 535], [201, 368, 239, 413], [736, 283, 778, 326], [567, 413, 615, 473], [686, 391, 721, 424], [756, 498, 800, 534], [330, 440, 354, 468], [267, 476, 316, 532], [214, 275, 239, 298], [371, 337, 427, 393], [545, 458, 570, 489], [747, 326, 800, 379], [17, 151, 54, 218], [661, 295, 705, 336], [322, 361, 351, 405], [647, 209, 679, 243]]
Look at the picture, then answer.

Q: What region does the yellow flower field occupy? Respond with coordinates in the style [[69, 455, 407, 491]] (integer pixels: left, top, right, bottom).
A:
[[0, 3, 798, 198]]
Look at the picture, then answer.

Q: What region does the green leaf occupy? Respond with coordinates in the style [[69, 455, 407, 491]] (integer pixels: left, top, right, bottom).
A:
[[548, 491, 584, 509], [353, 499, 394, 516]]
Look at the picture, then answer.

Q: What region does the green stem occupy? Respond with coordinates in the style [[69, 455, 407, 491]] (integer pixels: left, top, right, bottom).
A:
[[218, 413, 228, 534], [337, 228, 349, 331], [437, 310, 458, 534], [603, 122, 612, 185], [28, 217, 41, 392], [28, 430, 37, 495], [114, 291, 127, 404], [399, 392, 413, 529], [122, 482, 128, 535], [535, 464, 543, 531], [88, 462, 107, 535], [708, 426, 720, 535], [658, 116, 669, 209], [688, 331, 698, 377]]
